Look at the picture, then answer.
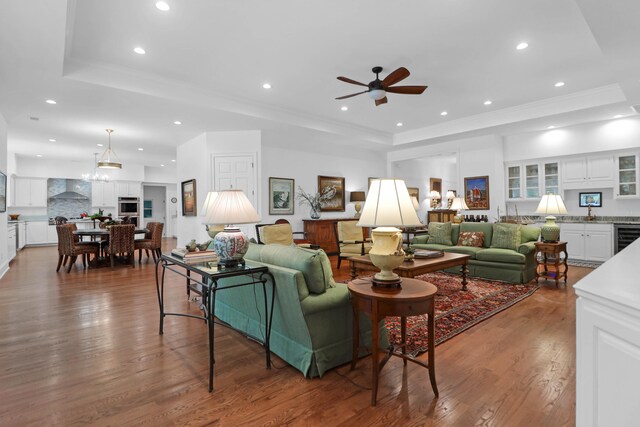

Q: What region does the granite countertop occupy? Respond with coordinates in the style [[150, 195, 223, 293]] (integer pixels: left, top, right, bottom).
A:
[[503, 215, 640, 224]]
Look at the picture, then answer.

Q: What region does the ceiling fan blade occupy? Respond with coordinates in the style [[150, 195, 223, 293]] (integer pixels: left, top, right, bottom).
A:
[[385, 85, 428, 95], [335, 90, 369, 100], [337, 76, 368, 87], [375, 96, 388, 106], [382, 67, 410, 87]]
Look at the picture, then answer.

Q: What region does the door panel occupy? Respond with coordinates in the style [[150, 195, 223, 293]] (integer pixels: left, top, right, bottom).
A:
[[213, 155, 256, 207]]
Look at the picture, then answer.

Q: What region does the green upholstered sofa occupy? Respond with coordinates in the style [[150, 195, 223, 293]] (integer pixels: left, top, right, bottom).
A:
[[410, 222, 540, 283], [213, 243, 388, 378]]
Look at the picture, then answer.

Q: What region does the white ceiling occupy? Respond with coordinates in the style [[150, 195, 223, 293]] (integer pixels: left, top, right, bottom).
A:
[[1, 0, 640, 166]]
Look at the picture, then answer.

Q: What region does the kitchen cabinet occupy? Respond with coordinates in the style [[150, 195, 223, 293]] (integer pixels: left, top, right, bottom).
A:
[[506, 161, 559, 200], [12, 177, 47, 207], [92, 181, 116, 208], [115, 181, 141, 198], [8, 224, 16, 261], [615, 153, 639, 199], [562, 155, 614, 189], [47, 225, 58, 244], [17, 222, 26, 250], [26, 221, 48, 245], [561, 223, 612, 262]]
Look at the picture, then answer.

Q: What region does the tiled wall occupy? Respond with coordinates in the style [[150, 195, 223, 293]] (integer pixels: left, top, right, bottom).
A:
[[47, 179, 92, 219]]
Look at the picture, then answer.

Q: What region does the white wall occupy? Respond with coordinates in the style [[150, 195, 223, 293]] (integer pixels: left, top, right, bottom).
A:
[[261, 128, 386, 232], [0, 114, 8, 277], [176, 133, 209, 246], [144, 165, 177, 184], [503, 117, 640, 217]]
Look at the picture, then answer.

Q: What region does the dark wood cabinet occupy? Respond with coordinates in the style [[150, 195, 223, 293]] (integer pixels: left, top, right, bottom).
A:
[[303, 218, 369, 255], [427, 210, 457, 224]]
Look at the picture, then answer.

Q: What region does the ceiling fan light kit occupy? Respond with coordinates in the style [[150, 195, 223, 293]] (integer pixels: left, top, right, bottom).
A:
[[97, 128, 122, 169], [336, 66, 428, 106]]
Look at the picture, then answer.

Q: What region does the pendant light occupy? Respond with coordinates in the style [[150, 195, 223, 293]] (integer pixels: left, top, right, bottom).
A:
[[97, 128, 122, 169], [82, 153, 109, 182]]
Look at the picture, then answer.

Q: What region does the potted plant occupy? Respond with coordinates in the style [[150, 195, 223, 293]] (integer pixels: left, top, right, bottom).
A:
[[296, 186, 334, 219]]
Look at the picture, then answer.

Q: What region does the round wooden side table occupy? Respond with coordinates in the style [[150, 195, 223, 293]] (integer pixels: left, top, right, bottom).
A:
[[348, 277, 439, 406]]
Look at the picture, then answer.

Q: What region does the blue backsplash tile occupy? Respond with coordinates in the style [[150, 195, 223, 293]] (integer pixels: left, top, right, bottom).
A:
[[47, 179, 92, 219]]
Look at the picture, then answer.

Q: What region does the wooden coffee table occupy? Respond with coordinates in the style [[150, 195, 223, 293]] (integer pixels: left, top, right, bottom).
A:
[[349, 252, 471, 290]]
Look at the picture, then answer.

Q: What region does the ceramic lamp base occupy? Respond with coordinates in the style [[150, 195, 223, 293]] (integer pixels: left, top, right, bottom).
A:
[[206, 224, 225, 240], [213, 226, 249, 268], [369, 227, 405, 289], [354, 202, 362, 219], [540, 215, 560, 242]]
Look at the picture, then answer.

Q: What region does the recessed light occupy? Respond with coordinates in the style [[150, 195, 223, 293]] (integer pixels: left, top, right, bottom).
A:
[[160, 164, 165, 167], [171, 159, 176, 162], [614, 114, 624, 119], [155, 1, 170, 11], [396, 122, 403, 127], [262, 83, 272, 89], [48, 138, 56, 142], [138, 148, 144, 151], [134, 47, 146, 55], [484, 100, 492, 106], [173, 120, 182, 125], [97, 143, 103, 147], [29, 116, 39, 121], [547, 126, 556, 129], [554, 81, 565, 87], [516, 42, 529, 50], [45, 99, 56, 105], [441, 111, 448, 116], [340, 106, 348, 111], [36, 154, 43, 158]]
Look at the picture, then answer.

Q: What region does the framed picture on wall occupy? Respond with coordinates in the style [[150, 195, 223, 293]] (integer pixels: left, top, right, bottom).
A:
[[429, 177, 442, 195], [407, 187, 419, 201], [269, 177, 295, 215], [0, 171, 5, 213], [318, 175, 345, 212], [181, 179, 197, 216], [464, 175, 490, 210]]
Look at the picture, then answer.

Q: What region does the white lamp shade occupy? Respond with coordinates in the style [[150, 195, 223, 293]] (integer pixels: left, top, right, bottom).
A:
[[411, 196, 420, 210], [535, 194, 568, 215], [201, 191, 218, 223], [357, 179, 422, 227], [450, 196, 469, 210], [204, 189, 261, 225], [429, 190, 441, 199], [445, 190, 456, 200]]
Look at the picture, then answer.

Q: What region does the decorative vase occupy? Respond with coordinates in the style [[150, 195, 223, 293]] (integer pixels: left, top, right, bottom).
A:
[[310, 206, 321, 219]]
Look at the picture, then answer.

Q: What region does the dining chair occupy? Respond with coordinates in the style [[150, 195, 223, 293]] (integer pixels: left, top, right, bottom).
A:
[[255, 219, 315, 248], [134, 222, 164, 263], [106, 224, 135, 268], [334, 220, 372, 269], [56, 224, 100, 273]]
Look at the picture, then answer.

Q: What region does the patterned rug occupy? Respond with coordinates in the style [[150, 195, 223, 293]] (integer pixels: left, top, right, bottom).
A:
[[384, 272, 539, 356]]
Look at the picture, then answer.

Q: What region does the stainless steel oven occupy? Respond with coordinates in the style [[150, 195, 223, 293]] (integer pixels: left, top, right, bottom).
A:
[[118, 197, 140, 216]]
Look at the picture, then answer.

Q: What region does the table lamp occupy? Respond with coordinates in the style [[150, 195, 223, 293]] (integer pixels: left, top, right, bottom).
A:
[[350, 191, 366, 218], [429, 190, 441, 209], [450, 196, 469, 223], [535, 193, 568, 242], [445, 190, 456, 209], [357, 179, 422, 288], [201, 192, 224, 239], [205, 189, 261, 268]]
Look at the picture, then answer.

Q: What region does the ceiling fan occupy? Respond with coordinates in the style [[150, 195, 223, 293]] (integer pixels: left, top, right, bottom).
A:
[[336, 66, 428, 106]]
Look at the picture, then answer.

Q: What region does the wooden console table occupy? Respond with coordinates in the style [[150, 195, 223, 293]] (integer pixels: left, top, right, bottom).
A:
[[534, 241, 568, 287], [303, 218, 369, 254], [427, 209, 456, 224]]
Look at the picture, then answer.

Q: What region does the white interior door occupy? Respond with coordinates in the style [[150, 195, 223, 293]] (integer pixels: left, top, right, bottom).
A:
[[213, 154, 256, 206]]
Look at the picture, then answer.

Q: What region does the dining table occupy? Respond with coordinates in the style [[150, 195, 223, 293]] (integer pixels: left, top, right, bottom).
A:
[[73, 228, 149, 268]]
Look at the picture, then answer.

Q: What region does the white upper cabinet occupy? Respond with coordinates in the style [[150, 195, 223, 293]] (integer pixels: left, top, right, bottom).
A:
[[615, 153, 639, 199], [12, 177, 47, 207], [562, 155, 614, 189], [115, 181, 141, 198], [92, 182, 116, 207], [506, 161, 559, 200]]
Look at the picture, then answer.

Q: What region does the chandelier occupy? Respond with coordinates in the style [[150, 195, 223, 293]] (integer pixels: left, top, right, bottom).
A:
[[82, 153, 110, 182], [97, 128, 122, 169]]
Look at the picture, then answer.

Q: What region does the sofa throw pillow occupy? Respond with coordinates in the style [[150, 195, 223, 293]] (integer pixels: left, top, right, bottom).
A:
[[427, 222, 453, 245], [457, 231, 484, 247], [490, 223, 522, 251]]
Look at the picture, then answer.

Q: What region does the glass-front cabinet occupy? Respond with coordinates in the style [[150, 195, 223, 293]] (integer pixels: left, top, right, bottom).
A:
[[542, 162, 559, 195], [507, 165, 521, 199], [524, 164, 540, 198], [615, 153, 639, 199]]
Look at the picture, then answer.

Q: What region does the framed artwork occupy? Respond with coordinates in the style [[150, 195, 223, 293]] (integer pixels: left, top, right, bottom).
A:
[[0, 171, 5, 213], [579, 192, 602, 207], [269, 177, 295, 215], [318, 175, 345, 212], [407, 187, 419, 201], [429, 177, 442, 195], [464, 176, 490, 210], [368, 177, 379, 189], [181, 179, 197, 216]]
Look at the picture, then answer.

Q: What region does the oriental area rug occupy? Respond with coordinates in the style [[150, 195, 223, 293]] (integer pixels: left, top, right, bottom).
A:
[[384, 272, 539, 356]]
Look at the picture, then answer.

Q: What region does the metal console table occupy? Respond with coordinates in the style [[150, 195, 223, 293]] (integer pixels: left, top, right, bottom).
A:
[[155, 253, 276, 392]]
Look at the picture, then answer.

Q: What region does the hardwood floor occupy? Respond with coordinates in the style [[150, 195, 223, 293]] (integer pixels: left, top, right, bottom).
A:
[[0, 240, 584, 426]]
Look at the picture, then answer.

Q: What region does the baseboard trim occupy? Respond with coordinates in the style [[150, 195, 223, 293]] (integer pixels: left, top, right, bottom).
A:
[[0, 260, 9, 280]]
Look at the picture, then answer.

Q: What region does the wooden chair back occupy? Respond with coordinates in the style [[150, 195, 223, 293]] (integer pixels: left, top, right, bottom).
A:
[[108, 224, 135, 254]]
